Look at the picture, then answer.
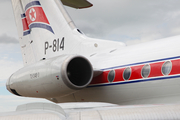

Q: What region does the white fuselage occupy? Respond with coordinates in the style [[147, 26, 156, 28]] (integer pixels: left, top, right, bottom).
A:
[[56, 35, 180, 105], [9, 0, 180, 105]]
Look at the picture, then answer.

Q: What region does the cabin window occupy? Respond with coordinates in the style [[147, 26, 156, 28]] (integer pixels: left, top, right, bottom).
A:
[[141, 64, 150, 78], [123, 67, 131, 80], [108, 70, 115, 82], [162, 61, 172, 75]]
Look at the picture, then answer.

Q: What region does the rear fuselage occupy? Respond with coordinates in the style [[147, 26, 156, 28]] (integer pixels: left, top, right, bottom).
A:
[[58, 35, 180, 105]]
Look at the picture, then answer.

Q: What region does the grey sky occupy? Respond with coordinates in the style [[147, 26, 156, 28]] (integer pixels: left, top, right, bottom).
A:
[[0, 34, 18, 44], [66, 0, 180, 44]]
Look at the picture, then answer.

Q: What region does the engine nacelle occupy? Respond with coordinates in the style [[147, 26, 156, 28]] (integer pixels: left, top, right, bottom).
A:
[[6, 55, 93, 98]]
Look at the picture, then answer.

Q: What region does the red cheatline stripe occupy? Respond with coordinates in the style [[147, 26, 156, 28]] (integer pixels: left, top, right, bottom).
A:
[[90, 71, 110, 85], [91, 59, 180, 85], [114, 68, 125, 82], [129, 65, 144, 80], [149, 62, 164, 77], [170, 59, 180, 75]]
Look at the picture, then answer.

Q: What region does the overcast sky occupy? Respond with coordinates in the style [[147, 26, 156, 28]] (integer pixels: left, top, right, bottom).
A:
[[0, 0, 180, 112]]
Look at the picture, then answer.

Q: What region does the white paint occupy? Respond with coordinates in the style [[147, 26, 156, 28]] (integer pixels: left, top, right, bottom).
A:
[[7, 0, 180, 118]]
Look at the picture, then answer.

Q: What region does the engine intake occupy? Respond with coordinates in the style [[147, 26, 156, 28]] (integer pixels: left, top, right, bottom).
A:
[[62, 56, 93, 89]]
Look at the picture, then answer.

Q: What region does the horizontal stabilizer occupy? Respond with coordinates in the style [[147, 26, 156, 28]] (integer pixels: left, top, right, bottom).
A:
[[61, 0, 93, 9]]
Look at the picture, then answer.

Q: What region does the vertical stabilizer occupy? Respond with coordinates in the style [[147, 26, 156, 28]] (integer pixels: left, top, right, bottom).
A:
[[12, 0, 37, 65], [11, 0, 77, 65]]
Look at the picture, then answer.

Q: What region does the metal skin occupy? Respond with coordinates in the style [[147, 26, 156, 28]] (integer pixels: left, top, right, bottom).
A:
[[8, 0, 180, 106], [1, 103, 180, 120], [7, 55, 93, 98], [46, 36, 180, 104]]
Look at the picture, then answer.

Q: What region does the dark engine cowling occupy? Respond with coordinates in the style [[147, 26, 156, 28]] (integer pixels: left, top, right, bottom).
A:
[[6, 55, 93, 98], [61, 55, 93, 89]]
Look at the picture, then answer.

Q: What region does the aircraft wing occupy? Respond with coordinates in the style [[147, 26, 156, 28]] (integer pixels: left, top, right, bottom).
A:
[[61, 0, 93, 9], [0, 102, 180, 120]]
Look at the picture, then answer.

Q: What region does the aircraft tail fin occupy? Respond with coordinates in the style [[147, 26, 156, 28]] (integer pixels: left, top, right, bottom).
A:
[[12, 0, 125, 66], [11, 0, 80, 65]]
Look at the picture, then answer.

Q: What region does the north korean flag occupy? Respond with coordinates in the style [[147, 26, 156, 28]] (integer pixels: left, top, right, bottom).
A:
[[21, 13, 30, 36], [22, 1, 54, 36]]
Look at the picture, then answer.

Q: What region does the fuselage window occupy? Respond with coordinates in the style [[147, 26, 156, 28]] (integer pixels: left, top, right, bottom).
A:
[[123, 67, 131, 80], [108, 70, 115, 82], [162, 61, 172, 75], [141, 64, 150, 78]]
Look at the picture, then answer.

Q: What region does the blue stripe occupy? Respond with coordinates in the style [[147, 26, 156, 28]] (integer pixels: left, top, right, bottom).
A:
[[29, 23, 54, 34], [25, 1, 41, 11], [88, 75, 180, 88], [23, 30, 30, 36], [21, 13, 26, 18], [102, 56, 180, 70]]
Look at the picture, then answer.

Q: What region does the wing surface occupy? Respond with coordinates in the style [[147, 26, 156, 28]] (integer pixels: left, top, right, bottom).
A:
[[0, 102, 180, 120]]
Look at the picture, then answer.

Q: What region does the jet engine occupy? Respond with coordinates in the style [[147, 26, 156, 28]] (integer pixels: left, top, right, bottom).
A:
[[6, 55, 93, 98]]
